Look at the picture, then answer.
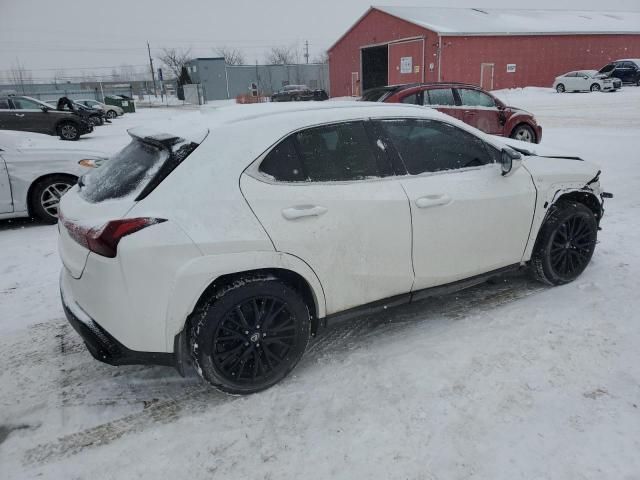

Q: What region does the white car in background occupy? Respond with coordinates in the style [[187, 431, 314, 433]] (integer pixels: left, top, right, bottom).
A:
[[75, 99, 124, 119], [0, 132, 105, 223], [553, 70, 621, 93], [58, 102, 610, 394]]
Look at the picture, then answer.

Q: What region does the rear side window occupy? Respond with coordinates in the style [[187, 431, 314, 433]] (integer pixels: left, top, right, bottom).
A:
[[425, 88, 456, 106], [400, 93, 418, 105], [377, 119, 492, 174], [0, 99, 9, 109], [457, 89, 495, 108], [259, 121, 391, 182]]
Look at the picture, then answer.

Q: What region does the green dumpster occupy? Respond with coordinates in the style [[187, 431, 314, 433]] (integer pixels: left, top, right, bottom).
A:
[[104, 95, 136, 113]]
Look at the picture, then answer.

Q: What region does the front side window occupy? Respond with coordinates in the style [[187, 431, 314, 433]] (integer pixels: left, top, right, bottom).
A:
[[259, 121, 389, 182], [12, 97, 43, 110], [424, 88, 456, 106], [377, 119, 492, 174], [457, 89, 496, 108], [0, 99, 9, 109]]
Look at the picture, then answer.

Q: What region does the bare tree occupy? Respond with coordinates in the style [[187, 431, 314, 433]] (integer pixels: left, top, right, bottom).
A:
[[9, 59, 32, 93], [158, 48, 192, 79], [215, 46, 246, 66], [265, 46, 297, 65], [312, 51, 329, 64]]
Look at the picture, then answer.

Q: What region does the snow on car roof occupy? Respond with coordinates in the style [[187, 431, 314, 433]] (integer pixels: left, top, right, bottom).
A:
[[373, 6, 640, 35]]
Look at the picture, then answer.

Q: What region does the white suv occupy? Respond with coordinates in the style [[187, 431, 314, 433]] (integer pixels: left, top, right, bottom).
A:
[[58, 102, 609, 394]]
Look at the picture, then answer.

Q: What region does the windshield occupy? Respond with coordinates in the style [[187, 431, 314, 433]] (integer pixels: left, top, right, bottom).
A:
[[360, 88, 393, 102]]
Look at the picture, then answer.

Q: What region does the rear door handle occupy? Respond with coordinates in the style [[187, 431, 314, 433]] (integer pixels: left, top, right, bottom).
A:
[[415, 194, 452, 209], [14, 113, 24, 117], [282, 205, 328, 220]]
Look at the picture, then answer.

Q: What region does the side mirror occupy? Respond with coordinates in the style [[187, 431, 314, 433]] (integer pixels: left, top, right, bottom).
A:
[[40, 105, 50, 112], [501, 147, 522, 177]]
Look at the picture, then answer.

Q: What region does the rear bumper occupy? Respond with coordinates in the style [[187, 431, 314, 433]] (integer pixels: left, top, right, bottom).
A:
[[60, 271, 178, 369]]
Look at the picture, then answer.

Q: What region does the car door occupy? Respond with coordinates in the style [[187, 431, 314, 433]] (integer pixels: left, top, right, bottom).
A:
[[375, 118, 537, 290], [620, 62, 637, 82], [0, 98, 20, 131], [563, 72, 578, 90], [575, 72, 590, 91], [423, 87, 462, 121], [455, 88, 503, 134], [0, 149, 13, 213], [240, 120, 414, 315], [10, 97, 50, 134]]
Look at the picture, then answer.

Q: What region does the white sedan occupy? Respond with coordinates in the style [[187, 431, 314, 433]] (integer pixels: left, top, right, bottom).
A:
[[553, 70, 621, 93], [58, 102, 610, 394], [75, 99, 124, 119], [0, 132, 105, 223]]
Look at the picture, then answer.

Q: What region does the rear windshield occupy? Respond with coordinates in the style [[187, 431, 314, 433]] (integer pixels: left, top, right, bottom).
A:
[[79, 135, 200, 203]]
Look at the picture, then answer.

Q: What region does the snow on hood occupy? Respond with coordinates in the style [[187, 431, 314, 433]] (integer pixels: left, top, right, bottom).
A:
[[492, 135, 582, 160]]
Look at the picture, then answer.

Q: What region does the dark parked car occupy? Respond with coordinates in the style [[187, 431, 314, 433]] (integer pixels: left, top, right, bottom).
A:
[[47, 99, 107, 127], [271, 85, 329, 102], [0, 95, 93, 140], [363, 83, 542, 143], [598, 59, 640, 85]]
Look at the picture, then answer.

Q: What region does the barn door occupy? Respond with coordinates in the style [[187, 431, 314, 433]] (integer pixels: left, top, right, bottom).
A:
[[480, 63, 495, 90], [388, 38, 424, 86]]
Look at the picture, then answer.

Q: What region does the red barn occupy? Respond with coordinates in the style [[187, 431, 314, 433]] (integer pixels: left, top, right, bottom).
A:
[[328, 7, 640, 96]]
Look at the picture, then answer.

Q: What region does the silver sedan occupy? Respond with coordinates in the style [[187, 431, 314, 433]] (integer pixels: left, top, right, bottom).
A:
[[75, 99, 124, 119], [0, 132, 106, 223]]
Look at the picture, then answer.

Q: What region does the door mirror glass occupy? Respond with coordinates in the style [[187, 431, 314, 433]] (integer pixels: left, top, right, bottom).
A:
[[501, 147, 522, 176], [40, 105, 50, 112]]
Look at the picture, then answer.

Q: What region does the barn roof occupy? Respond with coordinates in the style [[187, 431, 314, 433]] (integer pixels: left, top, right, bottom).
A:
[[374, 6, 640, 36]]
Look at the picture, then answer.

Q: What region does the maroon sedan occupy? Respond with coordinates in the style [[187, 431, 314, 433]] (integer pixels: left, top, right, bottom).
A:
[[362, 83, 542, 144]]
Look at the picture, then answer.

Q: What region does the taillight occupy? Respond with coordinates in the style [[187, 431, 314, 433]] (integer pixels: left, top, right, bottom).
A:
[[62, 217, 166, 258]]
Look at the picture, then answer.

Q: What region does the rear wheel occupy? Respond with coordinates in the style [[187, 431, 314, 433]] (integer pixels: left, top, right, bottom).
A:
[[530, 201, 598, 285], [57, 122, 80, 141], [190, 278, 311, 394], [510, 124, 536, 143], [30, 174, 76, 224], [590, 83, 601, 92], [556, 84, 565, 93]]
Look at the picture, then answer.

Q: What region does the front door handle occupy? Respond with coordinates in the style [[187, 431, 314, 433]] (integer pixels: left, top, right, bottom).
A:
[[415, 194, 452, 209], [282, 205, 328, 220], [14, 113, 24, 117]]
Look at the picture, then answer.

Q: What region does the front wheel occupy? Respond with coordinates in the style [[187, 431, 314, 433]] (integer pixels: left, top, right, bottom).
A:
[[590, 83, 601, 92], [530, 201, 598, 285], [510, 124, 536, 143], [556, 84, 565, 93], [30, 174, 75, 224], [57, 122, 80, 141], [190, 278, 311, 394], [106, 110, 117, 119]]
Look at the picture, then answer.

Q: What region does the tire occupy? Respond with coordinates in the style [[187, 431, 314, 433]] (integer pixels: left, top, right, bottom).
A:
[[190, 278, 311, 394], [590, 83, 601, 92], [530, 201, 598, 286], [510, 124, 536, 143], [57, 122, 80, 141], [89, 115, 101, 127], [106, 110, 117, 119], [30, 174, 76, 224], [556, 84, 565, 93]]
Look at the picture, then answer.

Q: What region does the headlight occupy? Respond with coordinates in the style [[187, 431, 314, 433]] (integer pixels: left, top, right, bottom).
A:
[[78, 158, 104, 168]]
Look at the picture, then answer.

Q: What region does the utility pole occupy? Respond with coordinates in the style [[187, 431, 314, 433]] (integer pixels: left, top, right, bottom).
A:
[[304, 40, 309, 64], [147, 41, 158, 97]]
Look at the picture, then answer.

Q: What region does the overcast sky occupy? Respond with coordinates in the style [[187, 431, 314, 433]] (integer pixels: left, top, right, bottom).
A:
[[1, 0, 639, 82]]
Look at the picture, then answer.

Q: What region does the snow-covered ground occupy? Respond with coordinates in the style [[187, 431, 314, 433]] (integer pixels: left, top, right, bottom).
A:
[[1, 88, 640, 479]]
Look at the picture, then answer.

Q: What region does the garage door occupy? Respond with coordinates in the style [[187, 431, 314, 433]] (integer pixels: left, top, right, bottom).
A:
[[388, 39, 424, 86]]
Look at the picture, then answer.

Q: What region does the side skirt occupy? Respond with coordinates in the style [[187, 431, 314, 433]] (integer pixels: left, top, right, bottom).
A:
[[324, 264, 522, 327]]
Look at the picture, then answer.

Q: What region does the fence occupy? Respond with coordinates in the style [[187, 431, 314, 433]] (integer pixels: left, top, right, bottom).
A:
[[0, 83, 136, 103]]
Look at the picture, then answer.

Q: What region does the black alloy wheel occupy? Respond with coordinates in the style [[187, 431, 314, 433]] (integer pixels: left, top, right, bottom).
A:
[[531, 201, 598, 285], [191, 279, 310, 394]]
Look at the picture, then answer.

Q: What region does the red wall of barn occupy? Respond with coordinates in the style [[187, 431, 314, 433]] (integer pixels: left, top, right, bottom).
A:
[[440, 34, 640, 89], [329, 9, 436, 97]]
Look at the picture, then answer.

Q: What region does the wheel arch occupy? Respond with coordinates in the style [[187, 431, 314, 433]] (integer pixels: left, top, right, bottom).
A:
[[165, 252, 326, 350], [26, 172, 77, 216]]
